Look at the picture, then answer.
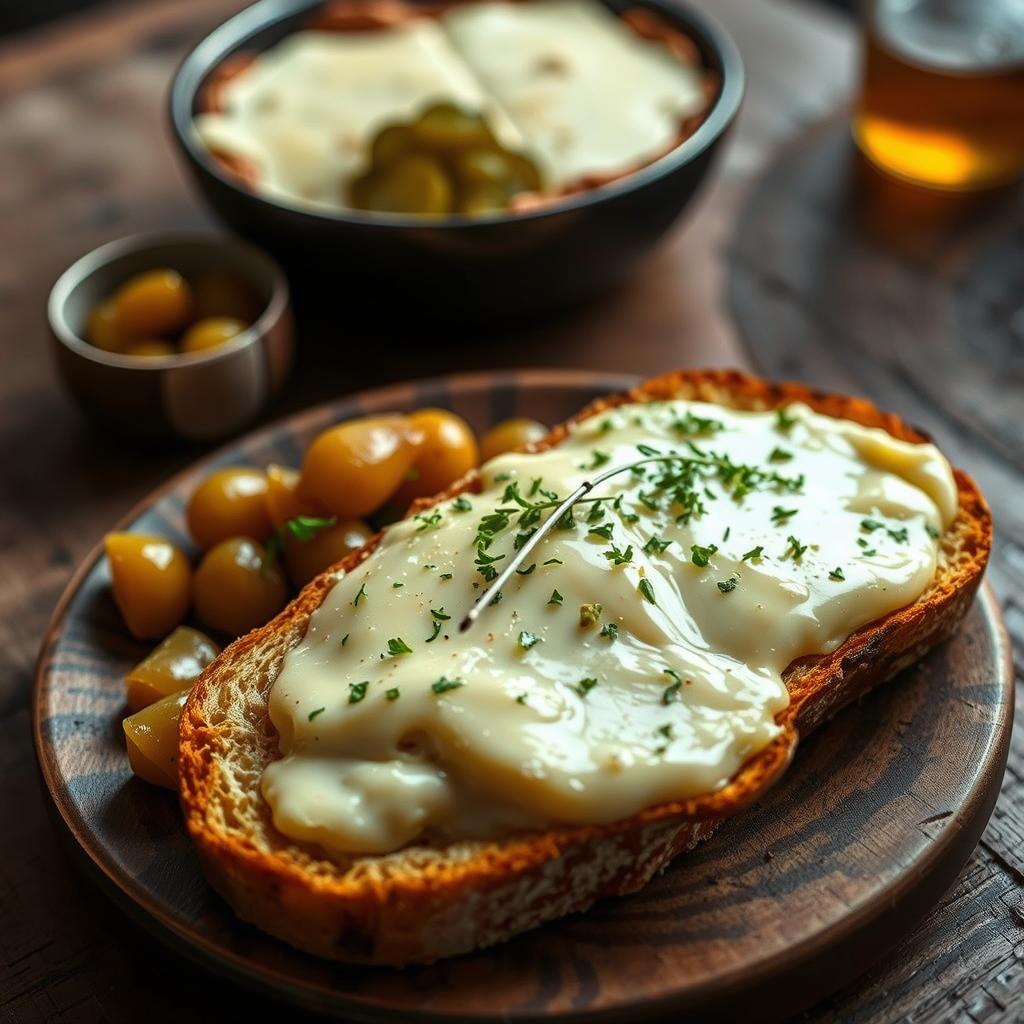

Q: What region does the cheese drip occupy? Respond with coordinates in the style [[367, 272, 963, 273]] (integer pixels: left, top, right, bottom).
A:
[[262, 401, 957, 854]]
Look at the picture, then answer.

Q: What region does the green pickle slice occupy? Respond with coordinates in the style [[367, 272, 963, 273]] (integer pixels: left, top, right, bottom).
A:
[[347, 103, 543, 217]]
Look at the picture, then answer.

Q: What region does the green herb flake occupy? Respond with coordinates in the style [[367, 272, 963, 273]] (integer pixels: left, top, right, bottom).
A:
[[386, 637, 413, 656], [385, 687, 400, 701], [643, 536, 671, 556], [599, 622, 619, 641], [414, 509, 443, 532], [543, 558, 563, 566], [582, 450, 611, 470], [392, 582, 404, 589], [308, 707, 326, 721], [516, 563, 537, 576], [440, 572, 453, 580], [352, 582, 368, 607], [430, 607, 451, 621], [576, 677, 598, 697], [548, 589, 563, 606], [348, 681, 369, 704], [519, 630, 541, 650], [587, 523, 614, 540], [786, 535, 808, 560], [638, 578, 657, 604], [776, 407, 797, 431], [431, 676, 464, 694], [861, 517, 883, 533], [451, 496, 473, 512], [690, 543, 718, 568], [742, 545, 764, 561], [286, 515, 337, 541], [925, 523, 940, 539], [426, 620, 442, 643], [603, 543, 634, 566], [717, 577, 738, 594], [768, 447, 793, 463], [771, 506, 798, 524], [828, 567, 846, 581], [340, 633, 349, 647], [515, 693, 528, 705]]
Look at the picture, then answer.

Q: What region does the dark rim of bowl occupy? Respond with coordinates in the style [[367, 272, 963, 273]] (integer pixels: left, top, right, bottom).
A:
[[48, 232, 291, 371], [168, 0, 745, 230]]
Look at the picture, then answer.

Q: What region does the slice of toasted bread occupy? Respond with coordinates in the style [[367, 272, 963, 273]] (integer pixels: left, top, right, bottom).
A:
[[178, 369, 991, 965]]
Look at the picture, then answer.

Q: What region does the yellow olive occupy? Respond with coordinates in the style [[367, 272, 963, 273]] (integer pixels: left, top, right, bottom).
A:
[[186, 467, 271, 550], [350, 155, 452, 215], [113, 269, 193, 339], [125, 626, 219, 713], [104, 533, 192, 640], [284, 518, 374, 588], [123, 689, 188, 789], [479, 417, 549, 462], [390, 408, 480, 507], [122, 339, 177, 358], [300, 415, 424, 519], [181, 316, 247, 354], [86, 298, 125, 352], [371, 124, 417, 167], [193, 537, 288, 637], [265, 464, 327, 530], [193, 271, 260, 322], [412, 103, 496, 152]]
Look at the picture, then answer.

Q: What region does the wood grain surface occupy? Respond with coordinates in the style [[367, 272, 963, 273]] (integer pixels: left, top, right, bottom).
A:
[[1, 0, 1021, 1020]]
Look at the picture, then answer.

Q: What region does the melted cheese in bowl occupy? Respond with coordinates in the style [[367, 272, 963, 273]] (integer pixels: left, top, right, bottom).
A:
[[194, 0, 707, 209], [262, 401, 957, 855]]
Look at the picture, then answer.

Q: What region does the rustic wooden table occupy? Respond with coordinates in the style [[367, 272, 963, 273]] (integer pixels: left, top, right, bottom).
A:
[[1, 0, 1021, 1020]]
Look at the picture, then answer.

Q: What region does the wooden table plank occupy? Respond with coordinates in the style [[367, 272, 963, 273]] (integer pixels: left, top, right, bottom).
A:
[[1, 0, 1018, 1020]]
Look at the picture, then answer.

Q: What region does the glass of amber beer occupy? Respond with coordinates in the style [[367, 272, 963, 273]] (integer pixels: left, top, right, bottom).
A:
[[854, 0, 1024, 190]]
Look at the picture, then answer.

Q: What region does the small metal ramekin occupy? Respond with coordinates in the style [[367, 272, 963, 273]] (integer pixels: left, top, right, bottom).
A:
[[48, 233, 294, 442]]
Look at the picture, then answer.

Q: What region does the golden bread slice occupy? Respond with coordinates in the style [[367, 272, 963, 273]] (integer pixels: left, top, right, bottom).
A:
[[179, 369, 991, 964]]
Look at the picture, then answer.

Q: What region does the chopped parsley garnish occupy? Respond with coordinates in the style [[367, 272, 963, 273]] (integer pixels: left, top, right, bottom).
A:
[[786, 535, 808, 560], [579, 603, 602, 627], [392, 582, 404, 588], [548, 589, 563, 606], [742, 545, 764, 561], [776, 407, 797, 431], [386, 637, 412, 656], [828, 567, 846, 581], [662, 669, 682, 704], [352, 582, 367, 607], [657, 723, 674, 739], [544, 558, 563, 566], [519, 630, 541, 650], [426, 620, 442, 643], [638, 578, 657, 604], [451, 496, 473, 512], [717, 577, 738, 594], [587, 523, 614, 540], [690, 543, 718, 567], [516, 563, 536, 576], [599, 622, 619, 641], [515, 693, 528, 705], [440, 572, 453, 580], [671, 410, 722, 436], [431, 676, 464, 694], [286, 515, 336, 541], [925, 523, 940, 539], [771, 505, 798, 524], [768, 447, 792, 463], [888, 525, 909, 544], [861, 517, 883, 532], [308, 707, 325, 721], [636, 443, 661, 457], [385, 687, 400, 701], [340, 633, 349, 647], [348, 681, 368, 704], [414, 509, 443, 532], [576, 677, 598, 697], [603, 543, 634, 566], [586, 502, 606, 525], [643, 536, 671, 556], [582, 450, 611, 470], [430, 607, 451, 620]]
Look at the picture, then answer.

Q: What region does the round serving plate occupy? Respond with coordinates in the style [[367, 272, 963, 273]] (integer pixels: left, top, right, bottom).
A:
[[34, 368, 1013, 1023]]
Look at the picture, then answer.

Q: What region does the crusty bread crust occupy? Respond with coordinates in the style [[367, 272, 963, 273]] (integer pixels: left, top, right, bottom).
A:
[[178, 369, 991, 964]]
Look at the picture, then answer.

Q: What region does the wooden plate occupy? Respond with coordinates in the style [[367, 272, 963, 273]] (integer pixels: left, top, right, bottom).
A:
[[34, 369, 1013, 1023]]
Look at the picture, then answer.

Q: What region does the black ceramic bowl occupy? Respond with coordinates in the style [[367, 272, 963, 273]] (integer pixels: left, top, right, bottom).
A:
[[169, 0, 743, 318]]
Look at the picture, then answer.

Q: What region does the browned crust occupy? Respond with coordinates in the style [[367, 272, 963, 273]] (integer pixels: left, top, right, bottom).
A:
[[179, 368, 992, 964], [195, 0, 717, 206]]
